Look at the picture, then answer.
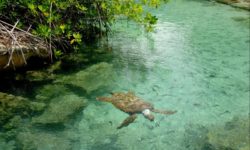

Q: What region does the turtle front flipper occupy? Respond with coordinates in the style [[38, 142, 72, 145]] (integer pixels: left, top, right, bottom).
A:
[[152, 109, 177, 115], [117, 114, 137, 129]]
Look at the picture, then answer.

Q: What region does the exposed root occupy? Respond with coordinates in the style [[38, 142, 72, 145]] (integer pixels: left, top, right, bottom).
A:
[[0, 20, 50, 69]]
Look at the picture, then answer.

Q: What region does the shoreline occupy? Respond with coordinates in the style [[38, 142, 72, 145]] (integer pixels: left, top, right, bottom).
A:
[[0, 21, 50, 71], [215, 0, 250, 10]]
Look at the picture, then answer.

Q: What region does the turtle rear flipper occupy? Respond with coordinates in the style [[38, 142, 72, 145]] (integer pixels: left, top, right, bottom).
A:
[[117, 114, 137, 129]]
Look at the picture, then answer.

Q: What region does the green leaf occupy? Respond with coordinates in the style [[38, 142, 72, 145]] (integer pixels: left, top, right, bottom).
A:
[[53, 49, 63, 58], [76, 4, 87, 11], [27, 3, 35, 11], [73, 33, 82, 39], [27, 3, 38, 15], [60, 24, 66, 33]]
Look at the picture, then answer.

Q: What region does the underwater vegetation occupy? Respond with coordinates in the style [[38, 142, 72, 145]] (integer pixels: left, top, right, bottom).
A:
[[0, 92, 45, 130], [183, 116, 249, 150], [0, 62, 117, 149], [207, 117, 249, 150], [0, 89, 88, 150], [15, 129, 80, 150]]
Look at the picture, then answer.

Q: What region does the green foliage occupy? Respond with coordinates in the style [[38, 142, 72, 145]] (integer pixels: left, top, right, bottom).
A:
[[0, 0, 168, 55], [53, 49, 63, 58], [0, 1, 6, 10]]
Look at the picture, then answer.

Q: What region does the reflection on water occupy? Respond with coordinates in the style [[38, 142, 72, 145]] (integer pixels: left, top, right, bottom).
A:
[[0, 0, 249, 149]]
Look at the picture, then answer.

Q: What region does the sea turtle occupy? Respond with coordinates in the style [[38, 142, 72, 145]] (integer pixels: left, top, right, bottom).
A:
[[96, 91, 177, 129]]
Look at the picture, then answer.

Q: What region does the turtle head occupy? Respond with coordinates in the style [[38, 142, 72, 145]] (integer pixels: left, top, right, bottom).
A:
[[142, 109, 154, 121]]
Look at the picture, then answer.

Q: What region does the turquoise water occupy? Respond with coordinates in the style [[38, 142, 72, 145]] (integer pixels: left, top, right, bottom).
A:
[[1, 0, 249, 149]]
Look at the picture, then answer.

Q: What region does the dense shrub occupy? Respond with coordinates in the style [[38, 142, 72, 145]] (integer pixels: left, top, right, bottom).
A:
[[0, 0, 168, 55]]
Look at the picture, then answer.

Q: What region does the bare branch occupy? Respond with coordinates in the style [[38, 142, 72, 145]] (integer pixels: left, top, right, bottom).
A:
[[0, 20, 50, 69]]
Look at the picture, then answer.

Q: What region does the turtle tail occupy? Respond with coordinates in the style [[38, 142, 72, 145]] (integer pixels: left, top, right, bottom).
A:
[[96, 97, 112, 102], [152, 109, 177, 115]]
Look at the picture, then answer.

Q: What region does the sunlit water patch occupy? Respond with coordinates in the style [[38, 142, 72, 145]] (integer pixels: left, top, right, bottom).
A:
[[77, 0, 249, 149]]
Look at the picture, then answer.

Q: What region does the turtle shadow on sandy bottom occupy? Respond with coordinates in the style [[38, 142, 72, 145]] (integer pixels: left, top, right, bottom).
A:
[[182, 116, 249, 150]]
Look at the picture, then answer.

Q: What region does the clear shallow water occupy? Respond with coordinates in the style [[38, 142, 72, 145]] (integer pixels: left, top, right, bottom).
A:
[[1, 0, 249, 149]]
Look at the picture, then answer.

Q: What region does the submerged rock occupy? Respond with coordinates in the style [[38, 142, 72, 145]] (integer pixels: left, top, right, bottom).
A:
[[32, 94, 87, 126], [59, 62, 115, 94], [182, 124, 209, 150], [0, 138, 16, 150], [0, 92, 46, 129], [231, 16, 250, 28], [16, 131, 78, 150], [182, 117, 249, 150], [35, 84, 70, 102], [3, 116, 22, 130], [207, 117, 249, 150], [25, 70, 55, 82]]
